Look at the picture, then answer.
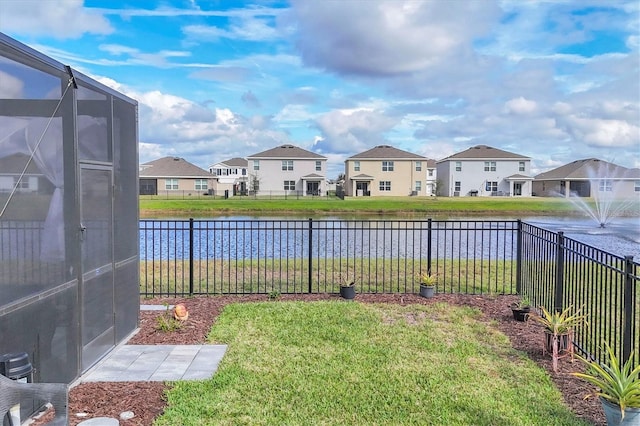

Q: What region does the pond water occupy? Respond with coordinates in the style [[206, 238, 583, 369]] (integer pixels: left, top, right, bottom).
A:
[[140, 215, 640, 261]]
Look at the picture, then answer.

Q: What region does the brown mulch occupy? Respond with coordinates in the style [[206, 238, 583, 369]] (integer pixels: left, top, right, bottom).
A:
[[57, 293, 604, 425]]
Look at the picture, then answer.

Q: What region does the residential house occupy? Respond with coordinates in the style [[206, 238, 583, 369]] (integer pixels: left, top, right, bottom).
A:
[[533, 159, 640, 198], [246, 144, 327, 196], [208, 157, 249, 196], [436, 145, 532, 197], [139, 156, 213, 196], [344, 145, 436, 197], [0, 152, 51, 194]]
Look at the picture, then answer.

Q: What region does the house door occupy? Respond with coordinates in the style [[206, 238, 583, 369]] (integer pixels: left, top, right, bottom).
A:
[[79, 166, 115, 371], [356, 181, 369, 196], [307, 181, 319, 195], [513, 183, 522, 196]]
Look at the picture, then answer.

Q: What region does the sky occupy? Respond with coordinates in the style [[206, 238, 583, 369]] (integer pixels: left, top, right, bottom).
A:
[[1, 0, 638, 179]]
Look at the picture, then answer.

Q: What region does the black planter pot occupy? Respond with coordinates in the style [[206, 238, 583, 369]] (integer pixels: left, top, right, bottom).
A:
[[419, 284, 435, 298], [511, 307, 531, 322], [340, 285, 356, 300]]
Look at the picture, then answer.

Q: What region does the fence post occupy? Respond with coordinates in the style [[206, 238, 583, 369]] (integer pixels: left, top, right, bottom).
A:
[[554, 231, 565, 312], [427, 219, 432, 275], [188, 218, 194, 296], [308, 218, 313, 294], [516, 219, 522, 294], [622, 255, 635, 364]]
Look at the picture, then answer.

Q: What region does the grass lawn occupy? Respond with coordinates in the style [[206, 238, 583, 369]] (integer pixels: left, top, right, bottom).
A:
[[140, 196, 591, 218], [156, 301, 588, 425]]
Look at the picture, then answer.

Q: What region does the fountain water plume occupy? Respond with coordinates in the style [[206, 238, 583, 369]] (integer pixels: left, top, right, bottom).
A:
[[555, 161, 640, 228]]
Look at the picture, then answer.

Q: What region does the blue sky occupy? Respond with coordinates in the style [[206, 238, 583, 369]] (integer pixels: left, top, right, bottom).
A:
[[1, 0, 638, 178]]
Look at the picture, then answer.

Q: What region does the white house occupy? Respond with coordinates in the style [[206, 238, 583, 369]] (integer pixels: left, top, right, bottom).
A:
[[436, 145, 533, 197], [246, 144, 327, 196], [208, 157, 249, 196]]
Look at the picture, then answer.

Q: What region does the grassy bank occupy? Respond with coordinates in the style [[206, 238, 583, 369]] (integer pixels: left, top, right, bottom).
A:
[[156, 301, 588, 425], [140, 196, 592, 218]]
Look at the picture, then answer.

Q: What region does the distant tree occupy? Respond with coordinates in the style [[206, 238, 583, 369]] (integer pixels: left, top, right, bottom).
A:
[[249, 174, 260, 194], [434, 179, 443, 197]]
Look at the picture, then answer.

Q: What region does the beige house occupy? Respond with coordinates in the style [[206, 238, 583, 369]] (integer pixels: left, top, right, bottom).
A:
[[139, 156, 213, 196], [533, 158, 640, 198], [344, 145, 436, 197]]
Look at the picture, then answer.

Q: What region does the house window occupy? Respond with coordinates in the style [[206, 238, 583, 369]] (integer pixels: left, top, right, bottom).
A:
[[454, 181, 461, 192], [484, 161, 496, 172], [415, 161, 422, 171], [599, 180, 612, 192], [315, 161, 322, 171], [415, 181, 422, 192], [195, 179, 208, 190], [242, 168, 247, 176], [428, 169, 434, 177], [382, 161, 394, 171], [486, 181, 498, 192], [635, 181, 640, 192], [165, 179, 178, 190], [455, 161, 462, 172], [354, 161, 360, 171], [282, 160, 294, 171], [13, 177, 29, 190], [253, 160, 260, 171], [519, 161, 525, 172], [284, 180, 295, 191], [379, 181, 391, 191]]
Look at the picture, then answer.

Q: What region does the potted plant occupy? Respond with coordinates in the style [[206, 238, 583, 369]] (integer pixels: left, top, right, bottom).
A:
[[418, 271, 437, 298], [510, 295, 532, 321], [339, 275, 356, 300], [531, 304, 588, 372], [572, 343, 640, 425]]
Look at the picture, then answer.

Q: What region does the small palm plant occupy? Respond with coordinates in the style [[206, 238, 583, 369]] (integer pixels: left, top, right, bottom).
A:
[[419, 271, 437, 287], [531, 305, 588, 372], [531, 305, 588, 334], [418, 271, 437, 298], [572, 343, 640, 421]]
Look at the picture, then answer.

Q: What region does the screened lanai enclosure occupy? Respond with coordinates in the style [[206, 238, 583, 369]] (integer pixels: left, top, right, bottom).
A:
[[0, 33, 139, 384]]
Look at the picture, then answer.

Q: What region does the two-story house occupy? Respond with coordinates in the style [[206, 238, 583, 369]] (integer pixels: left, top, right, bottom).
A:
[[344, 145, 436, 197], [208, 157, 249, 196], [246, 144, 327, 196], [139, 156, 213, 196], [436, 145, 532, 197]]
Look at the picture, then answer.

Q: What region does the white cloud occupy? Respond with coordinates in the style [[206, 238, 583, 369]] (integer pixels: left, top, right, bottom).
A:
[[0, 70, 24, 98], [288, 0, 501, 76], [0, 0, 112, 39], [504, 97, 538, 115], [558, 116, 639, 148]]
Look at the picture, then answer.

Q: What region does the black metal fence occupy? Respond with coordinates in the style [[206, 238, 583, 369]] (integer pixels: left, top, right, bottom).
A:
[[139, 218, 640, 366], [139, 218, 520, 297], [519, 221, 639, 367]]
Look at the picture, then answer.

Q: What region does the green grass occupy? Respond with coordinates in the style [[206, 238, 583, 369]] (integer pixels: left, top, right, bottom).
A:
[[155, 301, 589, 426], [140, 258, 518, 296], [140, 196, 605, 218]]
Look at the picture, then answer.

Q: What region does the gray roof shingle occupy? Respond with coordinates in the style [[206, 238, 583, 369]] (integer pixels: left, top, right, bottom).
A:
[[221, 157, 248, 167], [439, 145, 529, 161], [534, 158, 640, 180], [348, 145, 427, 160], [140, 157, 211, 178], [247, 144, 326, 159]]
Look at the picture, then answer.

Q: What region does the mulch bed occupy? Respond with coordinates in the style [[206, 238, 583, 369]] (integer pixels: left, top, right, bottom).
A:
[[58, 293, 605, 425]]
